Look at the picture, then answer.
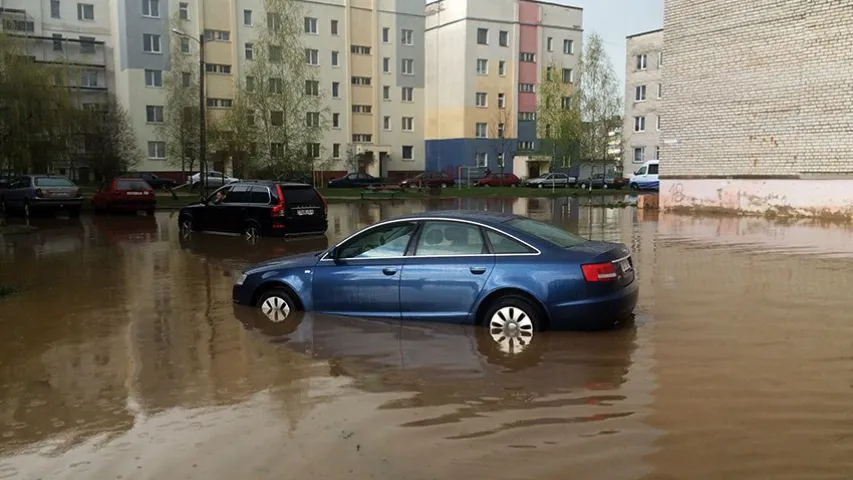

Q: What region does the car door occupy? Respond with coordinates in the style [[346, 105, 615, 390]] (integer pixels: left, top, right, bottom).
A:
[[217, 185, 251, 232], [200, 185, 233, 231], [633, 165, 648, 188], [400, 220, 495, 323], [313, 220, 418, 318], [646, 162, 660, 189]]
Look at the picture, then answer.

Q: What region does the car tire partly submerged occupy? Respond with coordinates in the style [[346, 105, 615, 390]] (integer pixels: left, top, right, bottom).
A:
[[257, 287, 298, 323], [481, 295, 541, 356]]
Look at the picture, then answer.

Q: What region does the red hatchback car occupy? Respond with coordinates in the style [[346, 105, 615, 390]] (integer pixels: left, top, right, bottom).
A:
[[477, 173, 521, 187], [93, 178, 156, 215]]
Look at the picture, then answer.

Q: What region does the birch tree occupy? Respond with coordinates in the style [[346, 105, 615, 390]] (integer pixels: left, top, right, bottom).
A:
[[536, 60, 581, 170], [575, 33, 622, 173]]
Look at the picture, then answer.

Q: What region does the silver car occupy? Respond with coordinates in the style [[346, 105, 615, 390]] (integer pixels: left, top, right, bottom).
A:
[[525, 172, 576, 189], [188, 171, 240, 189]]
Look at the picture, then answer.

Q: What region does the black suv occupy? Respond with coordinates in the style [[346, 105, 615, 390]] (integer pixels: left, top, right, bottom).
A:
[[177, 181, 328, 239]]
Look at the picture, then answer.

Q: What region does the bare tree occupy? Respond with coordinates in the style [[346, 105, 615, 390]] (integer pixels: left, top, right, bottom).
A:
[[536, 60, 581, 173], [489, 104, 514, 186], [83, 97, 143, 179], [211, 94, 258, 178]]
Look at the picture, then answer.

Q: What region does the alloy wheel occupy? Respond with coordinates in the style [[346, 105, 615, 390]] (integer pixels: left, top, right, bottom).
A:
[[488, 306, 534, 355], [261, 296, 291, 323], [244, 225, 260, 244], [23, 203, 30, 218]]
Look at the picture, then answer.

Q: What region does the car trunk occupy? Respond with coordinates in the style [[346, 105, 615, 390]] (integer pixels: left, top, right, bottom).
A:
[[570, 240, 635, 288], [34, 178, 79, 199], [278, 185, 327, 233], [115, 180, 154, 202]]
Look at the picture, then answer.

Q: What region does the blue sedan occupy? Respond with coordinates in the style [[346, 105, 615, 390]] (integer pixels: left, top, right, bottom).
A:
[[232, 211, 638, 345]]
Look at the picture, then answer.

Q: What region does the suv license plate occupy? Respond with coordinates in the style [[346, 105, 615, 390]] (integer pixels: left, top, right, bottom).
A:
[[297, 209, 314, 216]]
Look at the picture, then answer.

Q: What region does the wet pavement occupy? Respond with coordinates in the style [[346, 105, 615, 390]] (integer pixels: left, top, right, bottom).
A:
[[2, 196, 853, 479]]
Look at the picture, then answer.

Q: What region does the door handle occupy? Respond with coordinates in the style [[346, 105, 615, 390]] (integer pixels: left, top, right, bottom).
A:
[[382, 267, 397, 276], [470, 267, 487, 275]]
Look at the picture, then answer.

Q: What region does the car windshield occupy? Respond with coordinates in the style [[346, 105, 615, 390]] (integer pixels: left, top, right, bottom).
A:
[[505, 218, 587, 248], [116, 180, 150, 190], [34, 177, 74, 187]]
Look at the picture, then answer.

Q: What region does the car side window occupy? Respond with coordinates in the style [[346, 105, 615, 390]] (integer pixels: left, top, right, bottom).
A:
[[337, 221, 418, 259], [485, 230, 535, 254], [223, 185, 250, 203], [415, 221, 486, 256], [648, 164, 659, 175], [249, 186, 270, 204], [209, 186, 231, 203], [636, 167, 647, 175]]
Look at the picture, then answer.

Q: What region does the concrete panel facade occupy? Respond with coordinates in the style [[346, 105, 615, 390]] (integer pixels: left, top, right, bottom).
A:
[[622, 29, 662, 175], [659, 0, 853, 218]]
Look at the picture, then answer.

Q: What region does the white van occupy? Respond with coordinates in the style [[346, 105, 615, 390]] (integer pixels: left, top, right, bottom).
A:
[[629, 160, 659, 191]]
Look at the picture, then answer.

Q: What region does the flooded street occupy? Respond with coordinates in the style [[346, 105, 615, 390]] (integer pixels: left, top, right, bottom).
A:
[[2, 197, 853, 479]]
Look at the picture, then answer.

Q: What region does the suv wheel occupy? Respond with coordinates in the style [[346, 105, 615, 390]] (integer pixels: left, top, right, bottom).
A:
[[243, 224, 261, 242]]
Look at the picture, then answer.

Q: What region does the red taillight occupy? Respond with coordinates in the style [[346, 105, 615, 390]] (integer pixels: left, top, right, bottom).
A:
[[581, 262, 618, 282], [34, 188, 43, 198], [272, 184, 286, 217]]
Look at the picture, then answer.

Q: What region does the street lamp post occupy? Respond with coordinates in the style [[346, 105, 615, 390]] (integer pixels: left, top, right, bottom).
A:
[[172, 28, 206, 198]]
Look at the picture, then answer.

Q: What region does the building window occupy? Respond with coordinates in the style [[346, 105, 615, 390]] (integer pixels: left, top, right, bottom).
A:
[[401, 87, 413, 102], [546, 67, 553, 81], [142, 0, 160, 17], [77, 3, 94, 20], [180, 37, 190, 53], [351, 45, 371, 55], [332, 51, 339, 66], [402, 146, 413, 160], [304, 48, 318, 65], [80, 70, 98, 87], [333, 143, 341, 158], [331, 82, 340, 97], [270, 111, 283, 125], [146, 105, 164, 123], [383, 57, 390, 73], [519, 83, 535, 93], [476, 58, 488, 75], [634, 85, 646, 102], [658, 51, 663, 67], [633, 116, 645, 132], [204, 30, 230, 41], [305, 112, 320, 127], [654, 146, 660, 160], [353, 134, 372, 143], [331, 20, 339, 35], [144, 69, 162, 87], [143, 34, 161, 53], [402, 117, 414, 131], [519, 112, 536, 121], [52, 34, 63, 51], [352, 105, 372, 114], [657, 83, 663, 99], [477, 28, 488, 45], [332, 113, 340, 128], [306, 143, 320, 158], [271, 143, 285, 157], [205, 63, 232, 74], [563, 39, 574, 54], [475, 152, 488, 167], [269, 78, 283, 93], [178, 2, 189, 20], [475, 123, 487, 138], [497, 153, 505, 167], [636, 54, 647, 70], [401, 29, 413, 45], [304, 17, 317, 34], [546, 37, 553, 51], [382, 27, 390, 43], [351, 76, 371, 86], [519, 52, 535, 63], [245, 43, 254, 59], [383, 86, 390, 100], [656, 115, 661, 131], [561, 96, 571, 109], [475, 92, 487, 107], [499, 30, 508, 47], [383, 116, 391, 131], [401, 58, 414, 75], [633, 147, 645, 163], [497, 123, 505, 138], [518, 141, 535, 151], [51, 0, 61, 18], [305, 80, 319, 96], [147, 141, 166, 159], [182, 72, 192, 87], [206, 98, 233, 108], [498, 60, 506, 76], [562, 68, 573, 83], [267, 12, 281, 31], [497, 93, 505, 109], [243, 9, 252, 26]]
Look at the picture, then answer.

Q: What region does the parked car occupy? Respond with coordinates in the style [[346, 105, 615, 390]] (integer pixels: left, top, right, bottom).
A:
[[188, 171, 240, 190], [92, 178, 156, 215], [629, 160, 660, 191], [578, 173, 608, 190], [232, 211, 638, 332], [178, 180, 328, 239], [399, 171, 455, 189], [525, 172, 576, 189], [0, 174, 12, 190], [0, 175, 83, 217], [327, 172, 385, 189], [610, 176, 628, 189], [121, 172, 177, 190], [477, 173, 521, 187]]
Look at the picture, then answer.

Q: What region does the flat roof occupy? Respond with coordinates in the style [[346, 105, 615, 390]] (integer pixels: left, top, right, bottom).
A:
[[626, 28, 663, 39]]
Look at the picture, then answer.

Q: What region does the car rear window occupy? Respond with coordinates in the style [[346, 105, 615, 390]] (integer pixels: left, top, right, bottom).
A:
[[116, 180, 150, 190], [280, 185, 321, 204], [34, 177, 74, 187], [504, 218, 587, 248]]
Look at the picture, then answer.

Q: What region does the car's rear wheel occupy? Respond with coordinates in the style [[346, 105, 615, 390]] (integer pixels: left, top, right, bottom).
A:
[[537, 184, 544, 189], [179, 216, 194, 235], [257, 288, 297, 323], [23, 201, 30, 218], [580, 183, 588, 190], [482, 295, 541, 356], [243, 223, 261, 242], [630, 183, 639, 191], [440, 182, 447, 188], [146, 207, 155, 216]]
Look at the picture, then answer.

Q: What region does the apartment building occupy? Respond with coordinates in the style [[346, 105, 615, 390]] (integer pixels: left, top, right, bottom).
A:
[[622, 28, 662, 176], [424, 0, 583, 179], [660, 0, 853, 218]]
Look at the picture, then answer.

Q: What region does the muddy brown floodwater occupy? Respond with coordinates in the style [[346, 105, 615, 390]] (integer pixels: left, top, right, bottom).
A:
[[2, 196, 853, 479]]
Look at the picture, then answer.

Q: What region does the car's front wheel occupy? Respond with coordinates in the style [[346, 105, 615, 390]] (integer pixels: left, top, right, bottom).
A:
[[482, 295, 541, 356], [630, 183, 640, 191], [257, 287, 297, 323]]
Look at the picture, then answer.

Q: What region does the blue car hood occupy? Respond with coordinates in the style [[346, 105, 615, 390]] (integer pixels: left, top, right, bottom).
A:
[[244, 251, 322, 274]]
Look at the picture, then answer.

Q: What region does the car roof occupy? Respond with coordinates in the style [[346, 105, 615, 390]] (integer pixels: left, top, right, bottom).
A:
[[384, 210, 520, 227], [113, 177, 149, 182], [235, 179, 313, 187]]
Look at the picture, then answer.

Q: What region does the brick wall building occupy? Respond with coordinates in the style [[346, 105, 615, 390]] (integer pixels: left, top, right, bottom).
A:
[[659, 0, 853, 218]]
